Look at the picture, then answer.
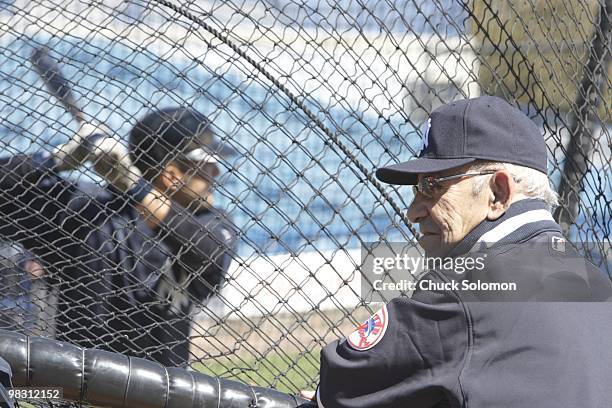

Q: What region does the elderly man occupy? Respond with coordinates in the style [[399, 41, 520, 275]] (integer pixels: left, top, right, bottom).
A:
[[316, 96, 612, 407]]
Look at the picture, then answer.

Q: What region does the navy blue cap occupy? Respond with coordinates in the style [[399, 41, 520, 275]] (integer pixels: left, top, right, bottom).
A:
[[129, 107, 237, 178], [376, 96, 548, 185]]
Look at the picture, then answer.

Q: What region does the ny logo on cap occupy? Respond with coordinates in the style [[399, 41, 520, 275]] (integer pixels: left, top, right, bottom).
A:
[[422, 117, 431, 149]]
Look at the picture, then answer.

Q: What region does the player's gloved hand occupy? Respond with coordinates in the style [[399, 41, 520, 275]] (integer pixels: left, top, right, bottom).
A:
[[52, 122, 109, 171], [91, 137, 143, 194]]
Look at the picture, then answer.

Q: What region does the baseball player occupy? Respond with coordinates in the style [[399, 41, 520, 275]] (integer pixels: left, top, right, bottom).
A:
[[0, 107, 236, 367], [314, 96, 612, 407]]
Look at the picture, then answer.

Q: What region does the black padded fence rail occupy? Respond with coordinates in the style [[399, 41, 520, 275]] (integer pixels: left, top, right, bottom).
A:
[[0, 329, 314, 407]]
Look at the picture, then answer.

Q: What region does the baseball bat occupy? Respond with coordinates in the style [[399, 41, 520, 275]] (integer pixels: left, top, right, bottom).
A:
[[31, 47, 84, 123]]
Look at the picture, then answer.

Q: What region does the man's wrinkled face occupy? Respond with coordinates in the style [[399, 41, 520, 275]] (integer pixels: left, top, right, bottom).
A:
[[406, 166, 491, 257]]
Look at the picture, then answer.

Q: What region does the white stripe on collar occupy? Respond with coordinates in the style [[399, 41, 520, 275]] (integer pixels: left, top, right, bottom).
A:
[[469, 209, 555, 252]]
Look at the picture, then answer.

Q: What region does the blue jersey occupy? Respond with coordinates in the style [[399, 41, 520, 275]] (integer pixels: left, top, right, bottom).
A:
[[0, 154, 236, 366]]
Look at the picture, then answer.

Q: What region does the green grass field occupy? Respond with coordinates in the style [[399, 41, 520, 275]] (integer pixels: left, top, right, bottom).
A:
[[194, 349, 321, 394]]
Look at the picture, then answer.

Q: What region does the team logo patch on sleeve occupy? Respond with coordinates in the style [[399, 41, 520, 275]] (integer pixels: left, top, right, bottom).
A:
[[346, 304, 389, 351]]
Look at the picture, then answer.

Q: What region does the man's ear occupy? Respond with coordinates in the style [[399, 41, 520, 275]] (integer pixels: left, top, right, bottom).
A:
[[486, 170, 515, 220], [158, 162, 184, 192]]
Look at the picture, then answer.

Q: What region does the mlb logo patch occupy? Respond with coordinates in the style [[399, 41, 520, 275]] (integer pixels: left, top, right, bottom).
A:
[[346, 305, 389, 351]]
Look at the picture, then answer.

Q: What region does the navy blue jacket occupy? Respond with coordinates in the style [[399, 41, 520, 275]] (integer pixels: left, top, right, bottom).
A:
[[0, 154, 236, 366], [0, 356, 12, 407], [318, 199, 612, 407]]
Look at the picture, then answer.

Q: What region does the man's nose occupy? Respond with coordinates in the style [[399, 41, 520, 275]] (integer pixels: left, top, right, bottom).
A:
[[406, 194, 428, 224]]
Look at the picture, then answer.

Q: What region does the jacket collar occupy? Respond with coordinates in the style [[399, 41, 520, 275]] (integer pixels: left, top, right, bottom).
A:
[[448, 199, 562, 257]]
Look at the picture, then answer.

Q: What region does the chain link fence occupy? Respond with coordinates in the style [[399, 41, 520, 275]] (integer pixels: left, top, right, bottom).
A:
[[0, 0, 609, 405]]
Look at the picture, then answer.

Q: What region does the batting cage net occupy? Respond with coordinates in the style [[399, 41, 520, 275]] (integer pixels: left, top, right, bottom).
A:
[[0, 0, 609, 406]]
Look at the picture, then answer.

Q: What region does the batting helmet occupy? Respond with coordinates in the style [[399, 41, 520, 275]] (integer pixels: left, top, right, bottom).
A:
[[129, 107, 234, 180]]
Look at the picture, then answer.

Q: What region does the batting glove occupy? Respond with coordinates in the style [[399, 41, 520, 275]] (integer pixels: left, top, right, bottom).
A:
[[91, 137, 143, 194], [52, 122, 108, 171]]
